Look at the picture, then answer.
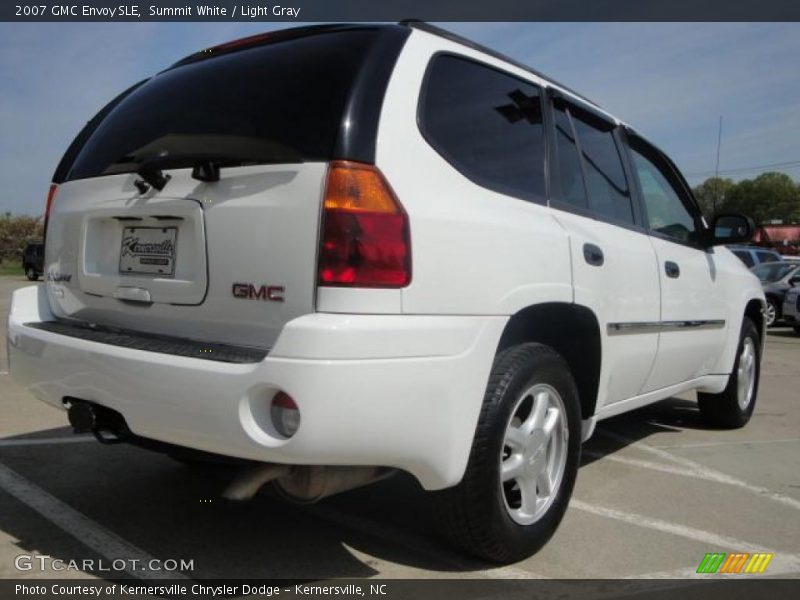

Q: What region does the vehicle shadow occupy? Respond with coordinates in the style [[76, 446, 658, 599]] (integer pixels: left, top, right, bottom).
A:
[[0, 396, 722, 579]]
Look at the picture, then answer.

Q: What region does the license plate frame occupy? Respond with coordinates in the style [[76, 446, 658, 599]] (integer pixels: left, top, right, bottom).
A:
[[119, 226, 178, 277]]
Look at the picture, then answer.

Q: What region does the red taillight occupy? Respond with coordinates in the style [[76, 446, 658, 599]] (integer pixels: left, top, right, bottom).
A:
[[43, 183, 58, 242], [318, 161, 411, 288]]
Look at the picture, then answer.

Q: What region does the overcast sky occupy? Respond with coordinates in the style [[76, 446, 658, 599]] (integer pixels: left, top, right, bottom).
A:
[[1, 22, 798, 215]]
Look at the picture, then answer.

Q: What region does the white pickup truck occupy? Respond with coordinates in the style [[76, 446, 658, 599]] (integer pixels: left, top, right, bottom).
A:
[[8, 22, 765, 562]]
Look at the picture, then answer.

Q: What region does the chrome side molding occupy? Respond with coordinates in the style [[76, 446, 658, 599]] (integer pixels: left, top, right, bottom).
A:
[[607, 320, 725, 336]]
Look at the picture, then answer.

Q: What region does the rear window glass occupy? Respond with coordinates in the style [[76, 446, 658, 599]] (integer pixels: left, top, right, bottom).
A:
[[419, 55, 546, 201], [68, 31, 379, 180]]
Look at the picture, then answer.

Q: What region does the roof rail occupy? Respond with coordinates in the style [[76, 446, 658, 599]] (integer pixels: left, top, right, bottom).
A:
[[398, 20, 601, 110]]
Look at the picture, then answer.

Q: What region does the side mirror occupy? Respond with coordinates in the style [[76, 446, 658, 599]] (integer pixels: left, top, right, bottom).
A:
[[708, 213, 755, 246], [790, 276, 800, 287]]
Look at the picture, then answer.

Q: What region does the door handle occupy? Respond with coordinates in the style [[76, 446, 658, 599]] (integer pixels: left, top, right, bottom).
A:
[[583, 243, 604, 267], [665, 261, 680, 278]]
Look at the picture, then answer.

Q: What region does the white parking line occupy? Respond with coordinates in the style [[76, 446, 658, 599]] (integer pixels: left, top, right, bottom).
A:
[[583, 451, 726, 482], [653, 438, 800, 449], [0, 436, 94, 447], [571, 499, 785, 554], [596, 428, 800, 511], [0, 370, 8, 376], [572, 499, 800, 577], [0, 462, 188, 580], [569, 498, 800, 579]]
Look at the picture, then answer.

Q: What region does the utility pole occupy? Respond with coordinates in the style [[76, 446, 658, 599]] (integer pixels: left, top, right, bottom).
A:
[[713, 116, 723, 214]]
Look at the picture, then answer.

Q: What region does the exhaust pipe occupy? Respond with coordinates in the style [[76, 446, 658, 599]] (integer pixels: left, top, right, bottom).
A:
[[275, 466, 395, 503], [222, 464, 292, 501], [222, 464, 395, 503], [67, 401, 96, 433], [65, 398, 129, 444]]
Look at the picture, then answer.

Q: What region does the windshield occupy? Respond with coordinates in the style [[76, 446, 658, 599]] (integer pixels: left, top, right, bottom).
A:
[[67, 30, 379, 180], [752, 262, 796, 283]]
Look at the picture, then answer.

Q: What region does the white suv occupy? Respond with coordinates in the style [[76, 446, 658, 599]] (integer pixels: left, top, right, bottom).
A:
[[8, 23, 766, 562]]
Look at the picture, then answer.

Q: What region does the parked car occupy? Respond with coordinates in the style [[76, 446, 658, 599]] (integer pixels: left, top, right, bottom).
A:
[[751, 262, 800, 327], [728, 245, 782, 268], [21, 242, 44, 281], [8, 22, 766, 563], [783, 287, 800, 334]]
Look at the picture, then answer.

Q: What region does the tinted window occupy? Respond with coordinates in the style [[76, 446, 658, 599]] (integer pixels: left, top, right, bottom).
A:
[[421, 55, 546, 199], [570, 108, 633, 224], [756, 251, 779, 264], [733, 250, 755, 267], [629, 140, 698, 243], [552, 103, 588, 209], [69, 31, 380, 180], [753, 263, 795, 283]]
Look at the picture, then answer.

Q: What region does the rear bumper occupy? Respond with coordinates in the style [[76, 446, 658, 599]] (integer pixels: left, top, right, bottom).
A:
[[8, 285, 504, 490]]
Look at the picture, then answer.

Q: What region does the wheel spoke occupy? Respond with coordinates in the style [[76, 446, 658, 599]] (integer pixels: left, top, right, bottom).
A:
[[505, 426, 528, 450], [524, 391, 549, 432], [501, 455, 524, 482], [518, 476, 540, 515], [536, 470, 552, 498], [542, 408, 560, 440]]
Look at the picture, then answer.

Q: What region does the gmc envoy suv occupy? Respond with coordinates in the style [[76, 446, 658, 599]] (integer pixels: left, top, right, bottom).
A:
[[8, 23, 765, 562]]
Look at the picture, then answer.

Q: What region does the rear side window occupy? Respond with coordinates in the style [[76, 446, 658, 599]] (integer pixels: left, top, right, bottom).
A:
[[756, 251, 779, 264], [420, 54, 546, 201], [68, 31, 381, 180], [733, 250, 755, 267], [569, 109, 634, 224], [552, 103, 588, 210], [551, 100, 634, 224]]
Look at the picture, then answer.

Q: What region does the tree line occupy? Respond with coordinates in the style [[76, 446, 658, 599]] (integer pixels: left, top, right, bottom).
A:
[[692, 171, 800, 226], [0, 212, 43, 263]]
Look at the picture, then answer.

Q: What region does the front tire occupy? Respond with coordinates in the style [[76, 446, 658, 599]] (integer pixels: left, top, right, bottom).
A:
[[435, 343, 581, 563], [697, 317, 760, 428], [25, 266, 38, 281]]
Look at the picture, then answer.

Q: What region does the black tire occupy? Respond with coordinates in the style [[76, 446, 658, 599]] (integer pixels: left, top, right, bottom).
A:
[[434, 343, 581, 563], [25, 266, 38, 281], [765, 298, 779, 327], [697, 317, 760, 429], [794, 325, 800, 336]]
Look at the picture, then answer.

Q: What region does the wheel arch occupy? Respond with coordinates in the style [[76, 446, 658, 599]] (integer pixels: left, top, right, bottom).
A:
[[745, 297, 766, 350], [496, 303, 602, 420]]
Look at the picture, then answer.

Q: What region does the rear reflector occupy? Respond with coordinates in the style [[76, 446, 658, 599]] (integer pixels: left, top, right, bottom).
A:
[[318, 161, 411, 288], [43, 183, 58, 243], [270, 392, 300, 438]]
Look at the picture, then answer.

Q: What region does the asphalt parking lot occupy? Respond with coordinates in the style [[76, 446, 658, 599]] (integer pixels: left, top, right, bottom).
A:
[[1, 275, 799, 581]]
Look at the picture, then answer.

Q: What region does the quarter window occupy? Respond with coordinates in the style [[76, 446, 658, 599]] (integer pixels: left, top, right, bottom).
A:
[[420, 55, 546, 200], [629, 139, 699, 243]]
